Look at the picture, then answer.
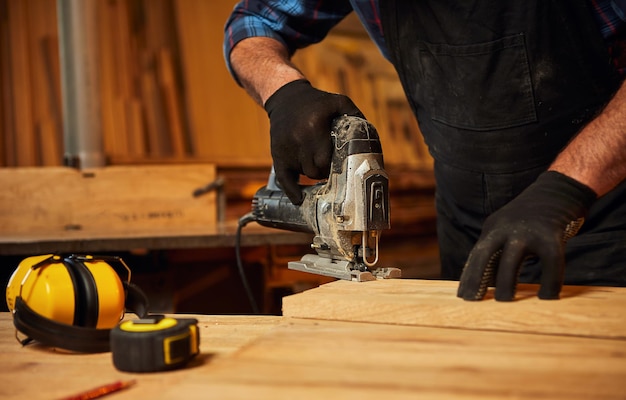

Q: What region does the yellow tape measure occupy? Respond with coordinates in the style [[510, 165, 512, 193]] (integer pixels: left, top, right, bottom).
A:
[[110, 315, 199, 372]]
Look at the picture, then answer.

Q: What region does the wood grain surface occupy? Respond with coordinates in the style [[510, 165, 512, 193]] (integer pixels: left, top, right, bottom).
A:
[[1, 279, 625, 400], [0, 221, 313, 256], [0, 165, 217, 235], [0, 314, 281, 400], [193, 318, 626, 400], [283, 279, 626, 339]]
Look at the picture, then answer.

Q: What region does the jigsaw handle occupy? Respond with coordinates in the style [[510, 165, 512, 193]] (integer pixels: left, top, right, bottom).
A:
[[251, 169, 319, 233]]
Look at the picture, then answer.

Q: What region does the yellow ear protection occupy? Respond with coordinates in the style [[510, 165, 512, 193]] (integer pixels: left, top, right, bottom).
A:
[[5, 254, 149, 353]]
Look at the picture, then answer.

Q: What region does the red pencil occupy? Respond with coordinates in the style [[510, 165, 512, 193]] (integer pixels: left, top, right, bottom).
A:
[[61, 380, 137, 400]]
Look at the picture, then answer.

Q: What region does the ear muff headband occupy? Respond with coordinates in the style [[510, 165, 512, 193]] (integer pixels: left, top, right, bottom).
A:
[[63, 256, 99, 327], [125, 281, 150, 319], [13, 296, 112, 353]]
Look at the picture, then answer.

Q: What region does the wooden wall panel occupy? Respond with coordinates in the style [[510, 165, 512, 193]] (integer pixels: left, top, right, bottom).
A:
[[173, 0, 270, 165]]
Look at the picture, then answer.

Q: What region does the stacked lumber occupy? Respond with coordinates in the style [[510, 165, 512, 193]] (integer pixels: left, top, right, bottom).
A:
[[0, 0, 272, 168], [172, 0, 270, 166], [98, 0, 189, 161], [0, 0, 62, 167], [98, 0, 272, 165], [0, 0, 431, 171]]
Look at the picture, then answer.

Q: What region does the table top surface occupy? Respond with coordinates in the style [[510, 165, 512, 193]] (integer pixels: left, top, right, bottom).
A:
[[0, 221, 313, 255], [1, 279, 625, 400]]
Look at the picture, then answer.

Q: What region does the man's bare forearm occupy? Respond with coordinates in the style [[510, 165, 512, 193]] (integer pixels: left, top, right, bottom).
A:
[[550, 80, 626, 196], [230, 37, 306, 106]]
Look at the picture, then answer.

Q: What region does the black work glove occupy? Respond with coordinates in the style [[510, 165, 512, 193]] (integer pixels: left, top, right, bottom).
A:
[[457, 171, 597, 301], [264, 79, 364, 205]]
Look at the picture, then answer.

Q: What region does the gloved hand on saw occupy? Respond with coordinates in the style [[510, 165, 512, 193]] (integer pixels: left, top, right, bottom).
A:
[[264, 79, 364, 205], [457, 171, 597, 301]]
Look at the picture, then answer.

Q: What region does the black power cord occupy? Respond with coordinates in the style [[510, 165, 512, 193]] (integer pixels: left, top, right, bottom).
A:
[[235, 212, 260, 314]]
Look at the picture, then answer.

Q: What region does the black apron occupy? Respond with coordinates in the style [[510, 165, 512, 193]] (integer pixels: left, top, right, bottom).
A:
[[379, 0, 626, 285]]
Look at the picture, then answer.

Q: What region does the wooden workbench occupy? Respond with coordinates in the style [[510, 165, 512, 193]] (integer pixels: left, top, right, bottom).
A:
[[1, 279, 624, 399], [0, 221, 312, 256], [0, 165, 313, 256]]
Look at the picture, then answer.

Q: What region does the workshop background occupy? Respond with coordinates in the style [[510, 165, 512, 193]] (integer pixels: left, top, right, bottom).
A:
[[0, 0, 438, 315]]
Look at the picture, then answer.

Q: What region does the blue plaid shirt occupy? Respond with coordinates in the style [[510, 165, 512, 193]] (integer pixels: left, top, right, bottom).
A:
[[224, 0, 626, 77]]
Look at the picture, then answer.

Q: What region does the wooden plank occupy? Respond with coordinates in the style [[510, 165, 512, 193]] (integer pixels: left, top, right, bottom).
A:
[[7, 0, 36, 166], [125, 99, 146, 157], [0, 0, 11, 166], [0, 224, 314, 256], [194, 318, 626, 400], [142, 0, 177, 52], [98, 0, 124, 158], [40, 35, 63, 165], [0, 313, 282, 400], [36, 119, 61, 166], [158, 48, 187, 157], [140, 69, 170, 156], [282, 279, 626, 339], [0, 164, 217, 235], [111, 98, 131, 157], [40, 35, 62, 129], [145, 1, 187, 158], [112, 0, 134, 100], [27, 0, 57, 166], [1, 312, 624, 400], [174, 0, 271, 162]]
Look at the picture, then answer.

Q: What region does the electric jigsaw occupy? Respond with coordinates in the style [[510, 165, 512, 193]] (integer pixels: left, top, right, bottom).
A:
[[252, 115, 401, 281]]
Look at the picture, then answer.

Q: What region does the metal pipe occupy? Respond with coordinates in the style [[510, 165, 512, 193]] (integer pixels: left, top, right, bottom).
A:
[[57, 0, 105, 168]]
